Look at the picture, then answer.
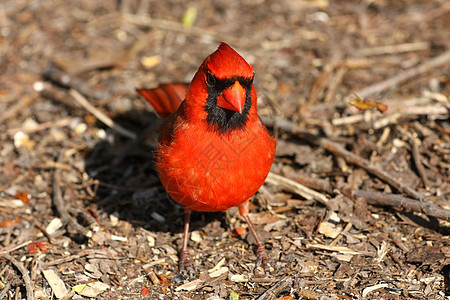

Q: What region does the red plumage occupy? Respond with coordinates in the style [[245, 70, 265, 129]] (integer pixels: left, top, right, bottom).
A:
[[137, 43, 276, 274]]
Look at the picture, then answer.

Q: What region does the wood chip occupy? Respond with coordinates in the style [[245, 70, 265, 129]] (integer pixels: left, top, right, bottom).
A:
[[42, 269, 68, 299], [175, 279, 202, 291], [46, 218, 63, 235], [230, 274, 249, 282], [175, 267, 229, 291], [208, 257, 226, 273], [362, 283, 389, 297], [209, 266, 228, 278], [110, 235, 127, 242], [318, 211, 342, 238], [109, 213, 119, 226], [306, 243, 361, 255], [0, 199, 24, 208], [84, 263, 98, 273], [318, 221, 342, 239], [147, 269, 160, 285], [190, 230, 203, 243], [140, 55, 161, 69]]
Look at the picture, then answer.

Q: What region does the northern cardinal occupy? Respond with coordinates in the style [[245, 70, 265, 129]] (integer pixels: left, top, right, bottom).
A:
[[137, 43, 276, 275]]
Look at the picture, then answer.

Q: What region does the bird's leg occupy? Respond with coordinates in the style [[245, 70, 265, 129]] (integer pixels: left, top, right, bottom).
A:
[[239, 200, 276, 273], [179, 207, 197, 277]]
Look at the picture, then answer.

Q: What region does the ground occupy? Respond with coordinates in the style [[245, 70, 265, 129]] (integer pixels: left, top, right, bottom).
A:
[[0, 0, 450, 299]]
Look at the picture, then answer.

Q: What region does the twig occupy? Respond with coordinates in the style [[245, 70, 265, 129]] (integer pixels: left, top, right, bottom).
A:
[[357, 42, 430, 56], [0, 276, 14, 299], [372, 113, 402, 130], [56, 33, 153, 75], [352, 50, 450, 99], [324, 66, 347, 103], [122, 13, 256, 48], [256, 276, 293, 300], [297, 288, 320, 300], [390, 105, 448, 117], [7, 117, 74, 135], [307, 63, 333, 105], [332, 114, 364, 126], [289, 173, 333, 194], [410, 139, 431, 190], [352, 190, 450, 221], [69, 89, 137, 139], [330, 221, 353, 246], [0, 240, 32, 255], [0, 254, 34, 300], [2, 0, 34, 17], [42, 249, 122, 269], [0, 96, 30, 124], [262, 116, 424, 200], [265, 172, 329, 206], [41, 252, 90, 269], [53, 152, 89, 236], [413, 0, 450, 22], [333, 96, 448, 126]]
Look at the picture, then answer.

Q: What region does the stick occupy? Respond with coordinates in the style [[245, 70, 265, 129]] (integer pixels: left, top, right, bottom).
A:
[[262, 116, 424, 200], [42, 252, 90, 268], [357, 42, 430, 56], [1, 254, 35, 300], [324, 66, 347, 103], [352, 190, 450, 221], [410, 139, 431, 190], [352, 50, 450, 99], [256, 276, 293, 300], [69, 89, 137, 139], [7, 117, 74, 135], [0, 276, 13, 299], [0, 240, 32, 255], [289, 174, 333, 194], [53, 153, 89, 236], [265, 172, 329, 206], [0, 96, 30, 124]]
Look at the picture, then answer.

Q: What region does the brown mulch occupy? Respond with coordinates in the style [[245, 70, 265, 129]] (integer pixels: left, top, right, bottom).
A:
[[1, 0, 450, 299]]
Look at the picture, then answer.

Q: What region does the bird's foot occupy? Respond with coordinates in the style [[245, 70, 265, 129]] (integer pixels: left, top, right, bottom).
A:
[[179, 249, 197, 278], [255, 243, 277, 274]]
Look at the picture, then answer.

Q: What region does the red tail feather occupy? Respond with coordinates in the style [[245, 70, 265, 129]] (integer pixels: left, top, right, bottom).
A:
[[137, 83, 188, 120]]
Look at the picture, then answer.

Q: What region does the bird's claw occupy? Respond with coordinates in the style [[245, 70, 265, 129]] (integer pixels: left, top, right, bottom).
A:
[[172, 250, 197, 284], [255, 243, 277, 274], [179, 249, 197, 277]]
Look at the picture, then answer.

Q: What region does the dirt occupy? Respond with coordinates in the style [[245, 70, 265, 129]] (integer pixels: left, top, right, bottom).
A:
[[0, 0, 449, 299]]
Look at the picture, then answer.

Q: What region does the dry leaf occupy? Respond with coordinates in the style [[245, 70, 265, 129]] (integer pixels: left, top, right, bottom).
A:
[[14, 191, 30, 203], [348, 95, 388, 112], [0, 218, 21, 227], [28, 241, 50, 253], [141, 287, 150, 296], [72, 282, 109, 297]]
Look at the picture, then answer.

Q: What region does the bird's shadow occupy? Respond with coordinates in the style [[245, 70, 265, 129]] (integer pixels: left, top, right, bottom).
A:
[[83, 109, 226, 236]]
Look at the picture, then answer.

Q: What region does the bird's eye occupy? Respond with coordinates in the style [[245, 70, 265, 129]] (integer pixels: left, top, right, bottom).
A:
[[206, 73, 216, 86]]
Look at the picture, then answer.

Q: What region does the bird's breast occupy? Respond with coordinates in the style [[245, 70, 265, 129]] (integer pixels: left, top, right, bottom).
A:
[[155, 122, 275, 212]]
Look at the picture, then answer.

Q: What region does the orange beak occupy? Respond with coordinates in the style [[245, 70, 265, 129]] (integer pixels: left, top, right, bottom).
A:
[[216, 81, 246, 114]]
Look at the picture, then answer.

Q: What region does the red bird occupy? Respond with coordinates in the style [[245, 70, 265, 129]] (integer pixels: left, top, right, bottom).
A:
[[137, 43, 276, 275]]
